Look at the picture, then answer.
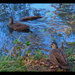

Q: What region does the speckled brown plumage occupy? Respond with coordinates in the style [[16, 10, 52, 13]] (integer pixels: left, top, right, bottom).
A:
[[8, 17, 30, 32], [49, 42, 68, 69]]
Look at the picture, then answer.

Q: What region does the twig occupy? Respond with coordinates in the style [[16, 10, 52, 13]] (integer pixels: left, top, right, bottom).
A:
[[39, 48, 49, 52], [4, 35, 22, 61], [0, 35, 23, 71]]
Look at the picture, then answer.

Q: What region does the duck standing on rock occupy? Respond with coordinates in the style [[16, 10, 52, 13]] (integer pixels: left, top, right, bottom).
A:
[[49, 42, 68, 70], [8, 17, 31, 33]]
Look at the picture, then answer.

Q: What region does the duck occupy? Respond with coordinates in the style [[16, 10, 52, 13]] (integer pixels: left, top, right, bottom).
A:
[[20, 16, 43, 21], [8, 17, 31, 32], [49, 42, 68, 69]]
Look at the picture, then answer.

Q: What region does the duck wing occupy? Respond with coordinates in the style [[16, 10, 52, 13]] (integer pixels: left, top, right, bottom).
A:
[[10, 22, 29, 31], [49, 51, 60, 66], [50, 49, 68, 66], [59, 48, 68, 63]]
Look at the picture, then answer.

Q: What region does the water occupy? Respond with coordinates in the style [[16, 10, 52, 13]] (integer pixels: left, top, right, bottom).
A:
[[0, 3, 75, 56]]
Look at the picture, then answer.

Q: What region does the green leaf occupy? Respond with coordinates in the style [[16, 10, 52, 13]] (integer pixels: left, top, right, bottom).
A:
[[26, 41, 30, 46], [37, 49, 42, 54], [13, 39, 18, 44], [16, 47, 20, 49], [35, 53, 39, 56], [26, 50, 31, 54], [45, 55, 49, 59]]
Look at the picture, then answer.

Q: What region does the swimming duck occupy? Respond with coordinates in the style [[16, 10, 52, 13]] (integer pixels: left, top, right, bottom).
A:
[[8, 17, 31, 32], [49, 42, 68, 69], [20, 16, 43, 21]]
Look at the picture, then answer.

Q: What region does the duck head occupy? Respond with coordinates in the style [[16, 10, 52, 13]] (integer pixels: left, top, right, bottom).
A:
[[51, 42, 58, 49], [9, 17, 13, 25]]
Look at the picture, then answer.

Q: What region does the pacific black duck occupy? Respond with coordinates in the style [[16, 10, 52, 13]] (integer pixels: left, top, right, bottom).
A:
[[49, 42, 68, 69], [8, 17, 31, 32]]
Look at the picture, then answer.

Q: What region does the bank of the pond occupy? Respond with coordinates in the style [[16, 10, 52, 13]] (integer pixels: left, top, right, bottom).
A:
[[0, 45, 75, 72]]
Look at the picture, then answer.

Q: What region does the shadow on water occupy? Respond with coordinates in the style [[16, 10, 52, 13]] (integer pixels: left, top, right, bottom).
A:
[[0, 3, 75, 56]]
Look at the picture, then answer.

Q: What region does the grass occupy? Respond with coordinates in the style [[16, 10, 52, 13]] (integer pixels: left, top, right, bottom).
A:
[[0, 52, 48, 72], [68, 42, 75, 45], [0, 46, 74, 72], [65, 46, 75, 72], [0, 34, 75, 72], [0, 38, 48, 72], [0, 59, 28, 72], [0, 47, 75, 72]]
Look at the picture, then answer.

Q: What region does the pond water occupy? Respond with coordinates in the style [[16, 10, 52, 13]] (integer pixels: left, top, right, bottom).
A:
[[0, 3, 75, 56]]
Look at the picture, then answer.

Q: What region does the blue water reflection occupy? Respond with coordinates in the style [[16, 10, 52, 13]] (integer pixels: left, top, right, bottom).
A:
[[0, 3, 75, 56]]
